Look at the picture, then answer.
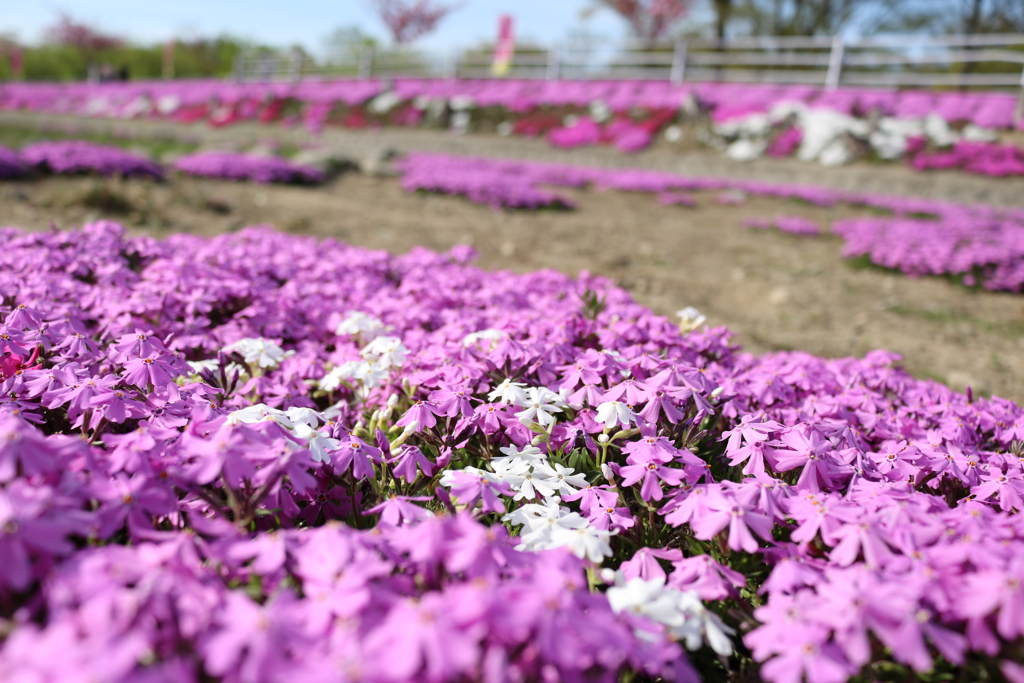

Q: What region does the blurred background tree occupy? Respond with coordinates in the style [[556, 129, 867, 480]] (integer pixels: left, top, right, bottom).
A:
[[368, 0, 463, 45], [323, 26, 379, 64], [585, 1, 693, 47], [3, 13, 273, 81]]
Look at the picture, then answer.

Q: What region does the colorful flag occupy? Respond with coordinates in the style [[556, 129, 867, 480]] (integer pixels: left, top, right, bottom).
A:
[[491, 15, 515, 77]]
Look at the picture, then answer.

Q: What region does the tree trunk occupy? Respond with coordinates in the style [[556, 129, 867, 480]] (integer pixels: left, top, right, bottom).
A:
[[961, 0, 985, 84]]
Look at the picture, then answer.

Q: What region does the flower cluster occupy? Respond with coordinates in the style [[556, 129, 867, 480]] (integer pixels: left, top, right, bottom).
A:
[[0, 144, 26, 178], [397, 153, 1024, 291], [709, 101, 1014, 172], [0, 219, 1022, 682], [19, 140, 164, 179], [2, 79, 1020, 169], [910, 139, 1024, 177], [171, 151, 325, 185], [547, 109, 674, 153], [834, 212, 1024, 291]]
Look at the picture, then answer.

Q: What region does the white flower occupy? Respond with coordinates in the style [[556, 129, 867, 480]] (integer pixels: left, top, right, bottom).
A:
[[322, 360, 390, 391], [605, 573, 735, 656], [488, 458, 530, 491], [225, 362, 246, 379], [361, 336, 409, 369], [319, 366, 348, 392], [550, 525, 615, 563], [595, 401, 636, 430], [226, 403, 292, 429], [292, 422, 340, 463], [676, 306, 707, 333], [607, 576, 684, 624], [513, 465, 561, 501], [187, 359, 219, 374], [487, 378, 527, 405], [507, 501, 589, 551], [335, 311, 390, 339], [462, 328, 507, 349], [532, 462, 589, 497], [674, 592, 735, 656], [492, 443, 546, 467], [514, 387, 566, 427], [223, 338, 288, 369], [502, 499, 562, 527], [284, 407, 322, 429], [321, 400, 348, 422]]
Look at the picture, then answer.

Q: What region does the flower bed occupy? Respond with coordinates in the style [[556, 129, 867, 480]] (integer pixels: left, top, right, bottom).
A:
[[0, 145, 26, 178], [2, 79, 1021, 173], [171, 151, 324, 184], [397, 153, 1024, 291], [19, 140, 164, 179], [910, 140, 1024, 177], [0, 220, 1022, 682]]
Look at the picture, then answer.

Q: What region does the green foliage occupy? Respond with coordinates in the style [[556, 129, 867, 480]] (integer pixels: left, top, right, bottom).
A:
[[4, 36, 252, 82], [0, 125, 197, 159]]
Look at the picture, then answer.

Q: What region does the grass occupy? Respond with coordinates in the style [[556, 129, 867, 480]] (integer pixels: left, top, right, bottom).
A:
[[0, 125, 198, 161], [887, 303, 1024, 340]]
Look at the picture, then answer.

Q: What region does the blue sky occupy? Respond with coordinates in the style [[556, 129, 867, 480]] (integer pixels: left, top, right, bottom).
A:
[[2, 1, 645, 55]]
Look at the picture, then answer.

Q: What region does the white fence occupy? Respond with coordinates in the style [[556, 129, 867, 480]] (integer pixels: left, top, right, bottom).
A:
[[235, 33, 1024, 90]]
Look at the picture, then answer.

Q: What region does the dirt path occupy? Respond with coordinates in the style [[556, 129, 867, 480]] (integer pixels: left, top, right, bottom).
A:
[[2, 110, 1022, 208], [3, 171, 1022, 403]]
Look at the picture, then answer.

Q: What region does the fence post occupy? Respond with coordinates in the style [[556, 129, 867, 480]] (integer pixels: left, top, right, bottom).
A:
[[359, 46, 373, 80], [232, 54, 245, 82], [670, 39, 688, 84], [1016, 65, 1024, 127], [825, 37, 845, 90], [547, 44, 560, 81], [288, 50, 302, 83]]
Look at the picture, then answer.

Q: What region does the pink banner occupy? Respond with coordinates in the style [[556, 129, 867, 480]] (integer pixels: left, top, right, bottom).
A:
[[491, 15, 514, 77]]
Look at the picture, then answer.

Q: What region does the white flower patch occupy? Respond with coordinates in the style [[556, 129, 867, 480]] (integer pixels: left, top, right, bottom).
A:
[[595, 400, 637, 430], [223, 338, 290, 369], [462, 328, 507, 350], [605, 573, 735, 656], [335, 311, 391, 340], [513, 386, 566, 427], [227, 404, 339, 463], [503, 499, 615, 562], [361, 336, 409, 370], [187, 359, 220, 374], [488, 379, 527, 405], [676, 306, 707, 333]]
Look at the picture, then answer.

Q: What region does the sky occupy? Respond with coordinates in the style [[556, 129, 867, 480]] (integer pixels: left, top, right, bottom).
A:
[[1, 1, 643, 55]]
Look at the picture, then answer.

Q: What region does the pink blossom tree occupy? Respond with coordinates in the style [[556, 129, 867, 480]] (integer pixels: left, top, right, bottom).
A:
[[44, 14, 124, 54], [368, 0, 463, 45], [594, 0, 692, 45]]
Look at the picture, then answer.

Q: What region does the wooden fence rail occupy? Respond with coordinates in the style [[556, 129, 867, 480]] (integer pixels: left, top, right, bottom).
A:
[[234, 33, 1024, 90]]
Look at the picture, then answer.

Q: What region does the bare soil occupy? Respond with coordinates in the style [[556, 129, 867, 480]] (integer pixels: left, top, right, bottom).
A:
[[3, 172, 1022, 403]]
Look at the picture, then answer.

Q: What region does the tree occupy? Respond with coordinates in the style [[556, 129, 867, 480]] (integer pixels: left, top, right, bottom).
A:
[[884, 0, 1024, 34], [368, 0, 463, 45], [324, 26, 378, 63], [44, 14, 124, 55], [726, 0, 876, 37], [591, 0, 692, 45]]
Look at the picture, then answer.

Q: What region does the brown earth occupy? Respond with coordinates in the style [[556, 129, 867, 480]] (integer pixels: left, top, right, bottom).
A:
[[3, 171, 1022, 403]]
